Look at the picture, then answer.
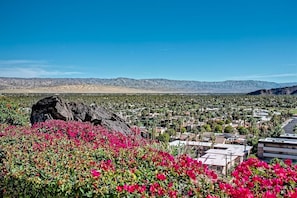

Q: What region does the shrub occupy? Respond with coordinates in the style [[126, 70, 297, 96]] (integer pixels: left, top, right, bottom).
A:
[[0, 120, 218, 197], [0, 97, 28, 126], [0, 120, 296, 197]]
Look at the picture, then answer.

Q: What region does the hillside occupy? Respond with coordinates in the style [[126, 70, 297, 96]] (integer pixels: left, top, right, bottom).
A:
[[247, 85, 297, 95], [1, 77, 296, 93]]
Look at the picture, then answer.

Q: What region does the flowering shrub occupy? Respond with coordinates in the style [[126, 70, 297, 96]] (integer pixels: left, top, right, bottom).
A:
[[0, 120, 296, 197], [219, 158, 297, 198], [0, 120, 218, 197]]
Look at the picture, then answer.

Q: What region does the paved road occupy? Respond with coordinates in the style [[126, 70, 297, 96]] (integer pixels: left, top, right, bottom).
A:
[[282, 117, 297, 134]]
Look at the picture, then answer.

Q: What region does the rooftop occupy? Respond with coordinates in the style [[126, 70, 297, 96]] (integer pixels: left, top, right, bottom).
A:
[[280, 134, 297, 139], [259, 137, 297, 144], [169, 140, 212, 147], [197, 153, 237, 166]]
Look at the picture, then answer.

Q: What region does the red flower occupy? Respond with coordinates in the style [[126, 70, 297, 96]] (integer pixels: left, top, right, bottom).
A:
[[284, 159, 292, 166], [156, 173, 166, 181], [116, 186, 123, 192], [169, 190, 177, 198], [263, 191, 277, 198], [187, 170, 196, 180], [91, 169, 100, 177]]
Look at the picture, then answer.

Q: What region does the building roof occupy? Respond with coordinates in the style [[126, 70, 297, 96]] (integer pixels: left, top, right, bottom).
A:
[[197, 153, 237, 166], [214, 143, 253, 156], [280, 134, 297, 139], [169, 140, 212, 147], [259, 137, 297, 145], [215, 136, 226, 144]]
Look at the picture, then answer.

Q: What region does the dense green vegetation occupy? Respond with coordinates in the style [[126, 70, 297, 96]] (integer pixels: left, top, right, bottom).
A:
[[1, 94, 296, 150], [0, 96, 29, 126], [0, 94, 297, 140]]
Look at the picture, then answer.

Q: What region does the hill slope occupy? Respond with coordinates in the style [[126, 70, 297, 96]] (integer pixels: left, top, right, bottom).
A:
[[1, 77, 296, 93], [247, 85, 297, 95]]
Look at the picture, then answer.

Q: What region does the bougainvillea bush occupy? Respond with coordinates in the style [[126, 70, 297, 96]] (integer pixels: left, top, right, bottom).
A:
[[0, 120, 219, 197], [0, 120, 296, 197], [219, 158, 297, 198]]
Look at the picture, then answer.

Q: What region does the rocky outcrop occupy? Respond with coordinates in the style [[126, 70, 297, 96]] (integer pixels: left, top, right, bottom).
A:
[[30, 96, 132, 135], [247, 85, 297, 95]]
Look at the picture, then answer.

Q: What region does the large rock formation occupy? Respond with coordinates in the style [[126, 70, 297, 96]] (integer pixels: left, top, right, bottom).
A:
[[30, 96, 132, 135]]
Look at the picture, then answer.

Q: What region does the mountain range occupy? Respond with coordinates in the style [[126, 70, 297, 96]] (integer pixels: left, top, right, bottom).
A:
[[0, 77, 296, 94]]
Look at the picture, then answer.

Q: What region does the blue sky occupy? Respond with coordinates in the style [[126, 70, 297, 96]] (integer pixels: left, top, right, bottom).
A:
[[0, 0, 296, 82]]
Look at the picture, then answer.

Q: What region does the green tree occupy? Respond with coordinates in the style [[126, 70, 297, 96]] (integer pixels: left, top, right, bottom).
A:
[[157, 133, 170, 143], [237, 126, 248, 135], [181, 127, 187, 133], [224, 125, 234, 133], [214, 125, 223, 133], [166, 128, 176, 136], [203, 124, 212, 132], [269, 125, 284, 138]]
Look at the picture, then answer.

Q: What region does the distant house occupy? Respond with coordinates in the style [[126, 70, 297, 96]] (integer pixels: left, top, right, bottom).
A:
[[215, 136, 226, 144], [253, 109, 271, 121], [197, 144, 252, 175], [169, 140, 212, 157], [169, 140, 252, 176]]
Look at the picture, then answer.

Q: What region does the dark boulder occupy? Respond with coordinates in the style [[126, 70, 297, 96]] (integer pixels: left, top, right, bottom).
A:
[[30, 96, 74, 124], [30, 96, 132, 135]]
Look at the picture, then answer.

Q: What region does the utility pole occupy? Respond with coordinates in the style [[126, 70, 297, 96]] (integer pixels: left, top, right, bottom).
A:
[[225, 154, 228, 176]]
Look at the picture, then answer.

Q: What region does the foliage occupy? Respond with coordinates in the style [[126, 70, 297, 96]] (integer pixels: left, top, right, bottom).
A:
[[224, 125, 234, 133], [219, 157, 297, 197], [1, 120, 296, 197], [0, 97, 29, 126], [156, 133, 170, 143], [269, 125, 284, 138], [0, 120, 218, 197], [214, 125, 223, 133], [1, 94, 297, 196], [237, 126, 248, 135]]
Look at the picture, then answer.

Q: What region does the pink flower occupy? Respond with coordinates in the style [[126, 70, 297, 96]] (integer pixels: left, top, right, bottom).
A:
[[116, 186, 123, 192], [156, 173, 166, 181], [284, 159, 292, 166], [91, 169, 100, 177], [263, 191, 277, 198], [187, 170, 196, 180], [169, 190, 177, 198]]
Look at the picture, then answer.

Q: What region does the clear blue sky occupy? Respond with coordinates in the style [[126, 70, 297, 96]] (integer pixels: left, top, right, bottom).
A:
[[0, 0, 296, 82]]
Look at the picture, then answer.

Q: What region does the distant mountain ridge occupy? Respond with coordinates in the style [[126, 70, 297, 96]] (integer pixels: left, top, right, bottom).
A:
[[247, 85, 297, 95], [0, 77, 297, 93]]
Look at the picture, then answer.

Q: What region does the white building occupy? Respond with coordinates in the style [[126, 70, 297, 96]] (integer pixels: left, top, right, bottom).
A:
[[197, 144, 252, 175], [169, 140, 252, 175], [258, 137, 297, 161]]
